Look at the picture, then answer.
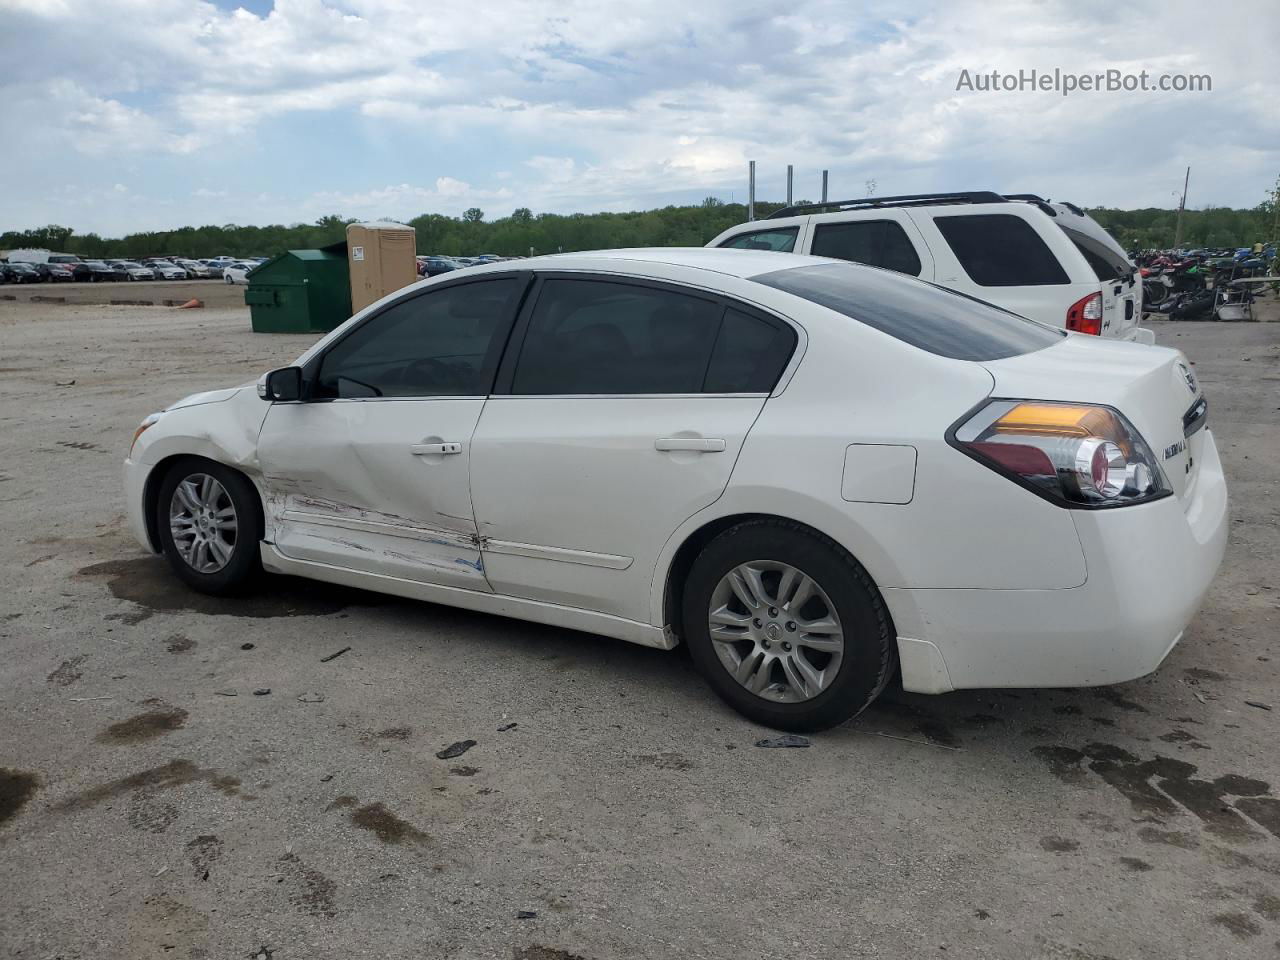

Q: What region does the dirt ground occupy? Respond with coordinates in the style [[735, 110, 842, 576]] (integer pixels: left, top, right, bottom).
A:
[[2, 296, 1279, 960], [1, 277, 246, 309]]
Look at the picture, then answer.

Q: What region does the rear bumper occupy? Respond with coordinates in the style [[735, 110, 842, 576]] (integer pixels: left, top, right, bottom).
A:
[[888, 428, 1228, 693], [1123, 326, 1156, 346]]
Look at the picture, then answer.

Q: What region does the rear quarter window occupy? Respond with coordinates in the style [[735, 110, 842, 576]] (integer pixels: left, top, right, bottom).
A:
[[934, 213, 1069, 287], [752, 262, 1063, 361], [717, 227, 799, 253], [810, 220, 922, 276]]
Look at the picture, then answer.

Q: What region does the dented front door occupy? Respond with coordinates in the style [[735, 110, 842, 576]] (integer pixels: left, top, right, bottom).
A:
[[257, 397, 489, 589]]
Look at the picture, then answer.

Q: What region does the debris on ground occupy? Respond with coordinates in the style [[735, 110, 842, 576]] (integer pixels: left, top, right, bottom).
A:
[[436, 739, 477, 759], [498, 722, 518, 732], [253, 688, 271, 696], [54, 379, 76, 387], [516, 910, 538, 920], [214, 690, 237, 697], [240, 643, 255, 650], [320, 774, 333, 782], [1246, 700, 1273, 711], [755, 735, 811, 748], [320, 646, 352, 663], [297, 692, 325, 703]]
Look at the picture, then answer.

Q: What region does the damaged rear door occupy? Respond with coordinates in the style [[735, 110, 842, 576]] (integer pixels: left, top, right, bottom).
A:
[[257, 274, 528, 589]]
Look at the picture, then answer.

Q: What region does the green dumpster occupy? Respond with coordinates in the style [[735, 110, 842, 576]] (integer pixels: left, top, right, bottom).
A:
[[246, 242, 352, 334]]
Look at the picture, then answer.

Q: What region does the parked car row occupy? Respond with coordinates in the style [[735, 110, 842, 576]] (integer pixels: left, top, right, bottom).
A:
[[415, 253, 523, 277], [0, 252, 269, 283]]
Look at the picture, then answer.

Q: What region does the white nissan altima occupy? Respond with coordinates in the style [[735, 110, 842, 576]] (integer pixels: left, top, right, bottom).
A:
[[123, 248, 1228, 731]]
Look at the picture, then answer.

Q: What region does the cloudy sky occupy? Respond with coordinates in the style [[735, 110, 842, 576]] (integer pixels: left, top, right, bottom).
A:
[[1, 0, 1276, 235]]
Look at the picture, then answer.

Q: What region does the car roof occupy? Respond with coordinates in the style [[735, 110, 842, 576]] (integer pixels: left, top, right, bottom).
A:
[[463, 246, 835, 281]]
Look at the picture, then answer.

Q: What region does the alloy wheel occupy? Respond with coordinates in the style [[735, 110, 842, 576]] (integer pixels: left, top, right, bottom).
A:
[[169, 473, 238, 573], [707, 560, 845, 703]]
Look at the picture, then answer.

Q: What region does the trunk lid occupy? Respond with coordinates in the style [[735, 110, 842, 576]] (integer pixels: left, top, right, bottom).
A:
[[981, 335, 1205, 502]]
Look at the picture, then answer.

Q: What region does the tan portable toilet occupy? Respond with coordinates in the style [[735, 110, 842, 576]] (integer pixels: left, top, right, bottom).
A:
[[345, 220, 418, 313]]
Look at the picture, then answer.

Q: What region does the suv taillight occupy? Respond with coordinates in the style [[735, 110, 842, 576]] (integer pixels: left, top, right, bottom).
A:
[[950, 400, 1169, 508], [1066, 292, 1103, 335]]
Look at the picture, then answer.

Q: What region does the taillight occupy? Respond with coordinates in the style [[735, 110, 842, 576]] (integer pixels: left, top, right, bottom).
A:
[[1066, 292, 1103, 335], [951, 400, 1169, 508]]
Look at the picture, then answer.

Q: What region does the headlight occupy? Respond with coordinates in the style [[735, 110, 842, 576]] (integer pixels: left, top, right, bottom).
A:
[[129, 412, 164, 456], [950, 400, 1170, 508]]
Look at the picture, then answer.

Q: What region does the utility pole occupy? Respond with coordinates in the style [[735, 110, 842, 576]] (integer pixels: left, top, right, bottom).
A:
[[1173, 166, 1190, 249], [786, 165, 794, 206], [821, 170, 829, 203], [748, 161, 756, 221]]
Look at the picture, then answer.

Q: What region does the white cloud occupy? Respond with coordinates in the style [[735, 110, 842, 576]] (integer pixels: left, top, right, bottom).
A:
[[1, 0, 1276, 233]]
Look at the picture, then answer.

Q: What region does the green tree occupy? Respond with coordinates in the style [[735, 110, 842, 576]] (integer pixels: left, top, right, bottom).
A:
[[463, 208, 484, 223]]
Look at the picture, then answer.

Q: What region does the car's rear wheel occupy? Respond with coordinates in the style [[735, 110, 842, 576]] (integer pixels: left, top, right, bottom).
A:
[[156, 458, 262, 594], [682, 519, 896, 732]]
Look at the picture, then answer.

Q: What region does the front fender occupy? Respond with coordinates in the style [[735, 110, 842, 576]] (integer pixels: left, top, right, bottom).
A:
[[133, 387, 271, 476]]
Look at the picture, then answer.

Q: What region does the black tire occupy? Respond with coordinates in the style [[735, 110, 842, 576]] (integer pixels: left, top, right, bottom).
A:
[[681, 519, 896, 732], [156, 457, 262, 595]]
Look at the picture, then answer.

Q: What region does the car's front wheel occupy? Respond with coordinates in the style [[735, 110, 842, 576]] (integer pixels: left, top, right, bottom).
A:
[[156, 458, 262, 594], [682, 519, 896, 732]]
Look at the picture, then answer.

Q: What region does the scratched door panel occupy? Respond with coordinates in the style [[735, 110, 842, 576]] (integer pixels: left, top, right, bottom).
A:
[[257, 398, 489, 590]]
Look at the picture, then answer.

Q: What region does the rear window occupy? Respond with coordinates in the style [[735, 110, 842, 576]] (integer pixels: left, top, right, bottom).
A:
[[718, 227, 799, 253], [810, 220, 922, 276], [751, 262, 1063, 361], [934, 214, 1069, 287], [1058, 224, 1132, 281]]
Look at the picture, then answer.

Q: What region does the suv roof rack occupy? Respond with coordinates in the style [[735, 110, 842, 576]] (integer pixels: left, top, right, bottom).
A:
[[766, 191, 1069, 220], [766, 191, 1006, 220]]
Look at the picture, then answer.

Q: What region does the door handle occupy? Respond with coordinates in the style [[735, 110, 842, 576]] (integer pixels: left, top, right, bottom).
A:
[[655, 438, 726, 453], [410, 441, 462, 456]]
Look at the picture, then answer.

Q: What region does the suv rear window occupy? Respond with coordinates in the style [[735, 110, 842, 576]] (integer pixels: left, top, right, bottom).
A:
[[718, 227, 799, 253], [1058, 224, 1132, 281], [810, 220, 922, 276], [751, 262, 1063, 361], [934, 214, 1069, 287]]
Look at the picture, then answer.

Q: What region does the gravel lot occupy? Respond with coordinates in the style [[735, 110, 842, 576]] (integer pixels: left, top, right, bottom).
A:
[[1, 277, 246, 309], [2, 297, 1279, 960]]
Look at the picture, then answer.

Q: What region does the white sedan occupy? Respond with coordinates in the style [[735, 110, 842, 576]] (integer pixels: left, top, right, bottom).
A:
[[123, 248, 1227, 730], [150, 261, 188, 280], [222, 261, 256, 284]]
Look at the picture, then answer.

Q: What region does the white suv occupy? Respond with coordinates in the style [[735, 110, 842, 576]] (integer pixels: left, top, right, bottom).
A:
[[709, 192, 1153, 344]]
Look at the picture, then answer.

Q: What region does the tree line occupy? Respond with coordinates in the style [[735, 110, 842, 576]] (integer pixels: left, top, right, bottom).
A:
[[3, 195, 1276, 261]]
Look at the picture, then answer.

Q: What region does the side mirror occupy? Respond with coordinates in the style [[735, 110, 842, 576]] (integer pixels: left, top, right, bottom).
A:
[[258, 366, 303, 402]]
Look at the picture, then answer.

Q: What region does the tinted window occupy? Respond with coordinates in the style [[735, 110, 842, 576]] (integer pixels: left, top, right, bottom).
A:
[[934, 214, 1069, 286], [718, 227, 799, 253], [315, 278, 520, 399], [511, 279, 722, 394], [704, 309, 796, 393], [1058, 224, 1132, 281], [810, 220, 922, 276], [752, 262, 1063, 361]]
